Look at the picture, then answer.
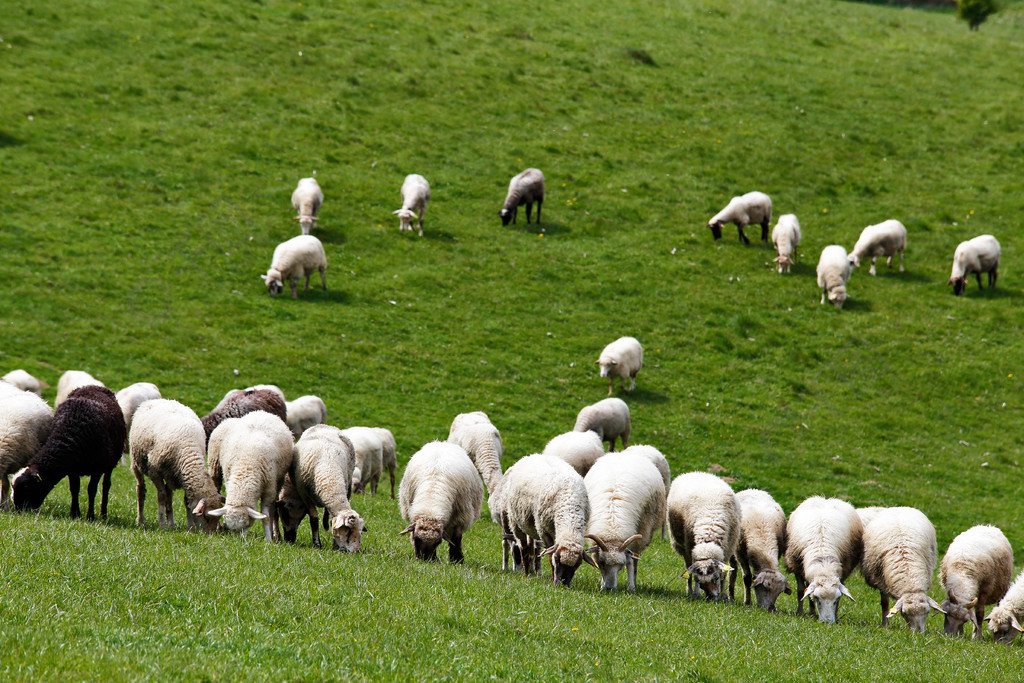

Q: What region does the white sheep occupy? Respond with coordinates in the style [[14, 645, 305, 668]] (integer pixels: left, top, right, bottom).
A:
[[372, 427, 397, 500], [595, 336, 643, 396], [856, 506, 889, 529], [706, 191, 772, 245], [1, 369, 43, 396], [573, 397, 630, 452], [0, 391, 53, 510], [948, 234, 1000, 296], [785, 496, 863, 623], [129, 399, 224, 532], [732, 488, 791, 611], [849, 219, 907, 276], [116, 382, 162, 453], [262, 234, 327, 299], [54, 370, 104, 408], [447, 413, 509, 566], [499, 168, 545, 226], [285, 395, 327, 439], [542, 430, 605, 477], [399, 440, 483, 563], [583, 452, 665, 591], [816, 245, 852, 309], [940, 525, 1013, 639], [500, 452, 598, 586], [619, 444, 671, 538], [988, 568, 1024, 644], [393, 173, 430, 236], [666, 471, 741, 600], [206, 410, 294, 540], [341, 426, 384, 495], [861, 506, 944, 632], [291, 177, 324, 235], [771, 214, 801, 273], [0, 382, 24, 399]]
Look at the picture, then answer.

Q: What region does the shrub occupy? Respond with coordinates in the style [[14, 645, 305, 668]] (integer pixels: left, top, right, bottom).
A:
[[956, 0, 998, 30]]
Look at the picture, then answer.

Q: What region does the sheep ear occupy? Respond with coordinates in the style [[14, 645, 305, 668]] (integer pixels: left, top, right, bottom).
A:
[[540, 545, 556, 557], [966, 598, 978, 610], [294, 217, 301, 221], [192, 498, 207, 515], [399, 524, 415, 535], [582, 551, 599, 569], [247, 507, 267, 520], [393, 210, 402, 215], [839, 583, 855, 602], [889, 599, 902, 617], [802, 585, 814, 600], [929, 597, 946, 614], [718, 562, 734, 573], [207, 507, 228, 518], [1012, 616, 1024, 633], [783, 581, 792, 595]]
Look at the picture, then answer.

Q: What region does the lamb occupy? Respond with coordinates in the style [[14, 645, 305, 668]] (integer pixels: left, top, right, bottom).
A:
[[341, 426, 384, 495], [0, 391, 53, 509], [583, 452, 665, 591], [262, 234, 327, 299], [54, 370, 104, 408], [116, 382, 162, 452], [201, 388, 287, 447], [706, 191, 772, 245], [2, 369, 43, 396], [849, 219, 907, 276], [542, 430, 605, 477], [987, 568, 1024, 644], [276, 425, 364, 551], [285, 395, 327, 439], [373, 427, 397, 500], [939, 525, 1013, 639], [948, 234, 1000, 296], [206, 410, 294, 540], [816, 245, 852, 309], [619, 444, 671, 538], [595, 336, 643, 396], [12, 385, 125, 520], [666, 471, 741, 601], [129, 399, 224, 532], [860, 506, 944, 632], [393, 173, 431, 236], [731, 489, 791, 611], [771, 214, 801, 273], [291, 177, 323, 235], [573, 397, 630, 452], [500, 452, 597, 586], [498, 168, 544, 226], [399, 441, 483, 563], [785, 496, 863, 623]]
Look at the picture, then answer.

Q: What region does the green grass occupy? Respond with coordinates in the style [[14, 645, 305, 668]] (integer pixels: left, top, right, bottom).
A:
[[2, 0, 1024, 678]]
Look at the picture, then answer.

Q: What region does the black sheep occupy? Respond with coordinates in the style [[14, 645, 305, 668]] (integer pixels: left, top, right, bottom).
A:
[[13, 385, 126, 520]]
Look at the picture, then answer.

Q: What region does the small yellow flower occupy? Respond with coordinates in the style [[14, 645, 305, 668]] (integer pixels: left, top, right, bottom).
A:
[[572, 627, 578, 631], [823, 208, 828, 213]]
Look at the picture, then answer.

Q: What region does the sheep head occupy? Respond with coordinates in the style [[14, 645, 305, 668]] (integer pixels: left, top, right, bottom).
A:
[[332, 510, 365, 553], [295, 215, 318, 235], [828, 286, 848, 309], [401, 518, 448, 562], [262, 269, 284, 297], [774, 253, 793, 273], [273, 497, 308, 542], [988, 608, 1024, 644], [848, 253, 861, 268], [707, 220, 723, 240], [685, 559, 732, 600], [393, 209, 417, 232], [499, 208, 513, 226], [941, 596, 978, 636], [586, 533, 641, 591], [889, 593, 945, 633], [191, 495, 227, 534], [949, 276, 967, 296], [596, 358, 617, 379], [542, 539, 598, 587], [11, 466, 53, 512], [802, 577, 854, 623], [752, 569, 791, 611], [206, 504, 266, 533]]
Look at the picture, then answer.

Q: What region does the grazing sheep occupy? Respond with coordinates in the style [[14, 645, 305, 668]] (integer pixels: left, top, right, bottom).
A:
[[393, 173, 431, 236], [291, 177, 324, 235], [501, 453, 597, 586], [399, 441, 483, 563], [583, 452, 665, 591], [285, 395, 327, 439], [849, 219, 907, 276], [573, 398, 630, 452], [771, 214, 801, 273], [0, 382, 24, 400], [666, 471, 741, 601], [0, 391, 53, 510], [262, 234, 327, 299], [499, 168, 545, 226], [341, 426, 384, 495], [988, 568, 1024, 644], [948, 234, 1000, 296], [706, 191, 772, 245], [116, 382, 161, 453], [2, 369, 43, 396], [13, 385, 125, 520], [817, 245, 852, 309], [620, 444, 671, 538], [129, 399, 224, 532], [785, 496, 863, 623], [206, 410, 294, 540], [54, 370, 104, 408], [856, 506, 889, 529], [542, 430, 605, 477], [732, 489, 791, 611], [595, 336, 643, 396], [447, 413, 509, 566], [940, 525, 1013, 639], [373, 427, 397, 500], [202, 388, 288, 448]]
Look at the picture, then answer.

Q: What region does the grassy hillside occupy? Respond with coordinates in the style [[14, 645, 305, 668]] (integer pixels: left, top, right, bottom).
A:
[[1, 0, 1023, 679]]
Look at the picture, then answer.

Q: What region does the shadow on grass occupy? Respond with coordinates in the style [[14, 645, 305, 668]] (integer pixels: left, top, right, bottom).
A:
[[313, 226, 347, 245], [0, 130, 24, 148], [963, 286, 1020, 300], [840, 297, 872, 312], [615, 386, 670, 404], [862, 269, 931, 284], [513, 220, 571, 237]]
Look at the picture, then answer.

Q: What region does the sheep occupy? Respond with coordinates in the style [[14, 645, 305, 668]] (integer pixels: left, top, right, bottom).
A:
[[583, 452, 665, 591], [276, 425, 364, 551], [816, 245, 852, 309], [706, 191, 772, 245], [206, 410, 294, 540], [595, 336, 643, 396], [448, 412, 510, 566], [856, 506, 889, 529], [619, 444, 671, 538], [666, 471, 741, 601], [498, 168, 545, 226], [0, 382, 24, 399], [129, 399, 224, 532], [987, 568, 1024, 644], [54, 370, 104, 408], [573, 397, 630, 452], [399, 440, 483, 563], [262, 234, 327, 299], [373, 427, 397, 500], [0, 391, 53, 510], [291, 177, 323, 235], [732, 489, 791, 611], [13, 385, 125, 520], [500, 452, 598, 586], [860, 506, 944, 632], [2, 369, 43, 396], [116, 382, 161, 453], [948, 234, 1000, 296], [771, 214, 801, 273], [285, 395, 327, 439], [939, 525, 1013, 639], [201, 388, 287, 448], [393, 173, 430, 236], [785, 496, 863, 623], [341, 426, 384, 495], [542, 430, 605, 477], [849, 219, 907, 276]]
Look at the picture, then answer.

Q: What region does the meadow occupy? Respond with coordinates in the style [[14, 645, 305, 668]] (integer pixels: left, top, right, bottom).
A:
[[1, 0, 1023, 679]]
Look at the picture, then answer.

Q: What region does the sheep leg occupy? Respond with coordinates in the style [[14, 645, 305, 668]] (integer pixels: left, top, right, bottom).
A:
[[795, 576, 806, 615], [319, 267, 326, 291], [290, 280, 299, 299], [0, 476, 10, 510], [448, 532, 465, 564], [512, 206, 517, 225], [899, 251, 904, 272], [389, 468, 396, 499], [627, 555, 638, 592], [155, 483, 169, 528], [821, 289, 827, 305], [976, 272, 983, 290], [990, 268, 997, 288], [621, 426, 629, 450], [737, 225, 750, 245], [742, 562, 752, 606], [536, 199, 542, 225], [973, 603, 985, 640], [760, 220, 769, 245], [309, 507, 321, 549], [86, 474, 100, 521], [880, 593, 889, 626], [728, 564, 737, 601], [100, 470, 113, 519], [417, 210, 424, 236], [304, 274, 311, 291], [162, 480, 175, 528], [134, 468, 147, 526], [629, 373, 637, 392], [869, 257, 878, 276], [525, 202, 533, 224], [68, 476, 82, 519], [370, 474, 380, 496], [607, 378, 613, 396]]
